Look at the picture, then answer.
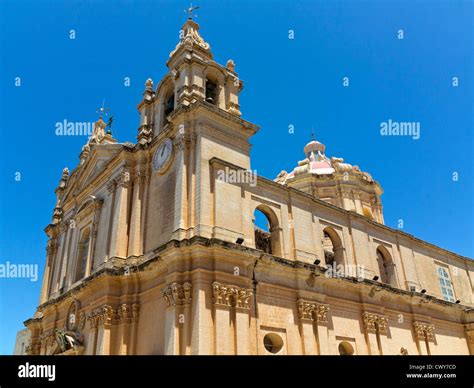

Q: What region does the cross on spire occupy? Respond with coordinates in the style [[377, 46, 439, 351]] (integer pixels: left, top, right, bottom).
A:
[[311, 126, 315, 141], [185, 2, 199, 19], [96, 100, 110, 119]]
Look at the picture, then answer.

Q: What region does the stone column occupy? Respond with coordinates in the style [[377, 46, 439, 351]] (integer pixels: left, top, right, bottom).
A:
[[190, 279, 213, 355], [116, 303, 140, 355], [162, 282, 192, 355], [413, 321, 435, 355], [128, 174, 144, 257], [297, 300, 316, 355], [39, 237, 58, 304], [85, 327, 97, 355], [297, 300, 330, 355], [182, 291, 192, 355], [212, 282, 253, 355], [315, 305, 330, 355], [353, 192, 363, 214], [90, 305, 115, 355], [140, 172, 151, 253], [109, 171, 131, 259], [57, 222, 72, 291], [172, 134, 189, 239], [105, 180, 117, 262], [235, 289, 253, 355], [362, 312, 388, 355], [214, 304, 231, 355], [212, 282, 232, 355], [63, 219, 78, 288], [464, 324, 474, 355], [50, 227, 67, 294], [86, 200, 103, 276]]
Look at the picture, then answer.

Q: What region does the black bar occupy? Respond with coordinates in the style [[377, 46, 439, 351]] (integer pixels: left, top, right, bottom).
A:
[[0, 356, 471, 387]]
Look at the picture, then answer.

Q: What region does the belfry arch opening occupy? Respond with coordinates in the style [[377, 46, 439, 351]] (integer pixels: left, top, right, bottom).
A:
[[376, 245, 396, 286], [163, 90, 175, 126], [253, 205, 281, 256], [205, 78, 218, 106], [322, 227, 344, 267]]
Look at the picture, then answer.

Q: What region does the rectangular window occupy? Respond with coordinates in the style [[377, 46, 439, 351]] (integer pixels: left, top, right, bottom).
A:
[[437, 266, 455, 302]]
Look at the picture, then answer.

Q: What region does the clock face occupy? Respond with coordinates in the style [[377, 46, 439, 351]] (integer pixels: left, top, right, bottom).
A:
[[153, 138, 173, 172]]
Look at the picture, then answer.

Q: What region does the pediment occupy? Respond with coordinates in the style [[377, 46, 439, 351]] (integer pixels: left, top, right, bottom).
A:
[[61, 144, 123, 204]]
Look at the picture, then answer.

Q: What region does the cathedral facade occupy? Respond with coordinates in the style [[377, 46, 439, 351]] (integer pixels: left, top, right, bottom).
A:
[[24, 18, 473, 356]]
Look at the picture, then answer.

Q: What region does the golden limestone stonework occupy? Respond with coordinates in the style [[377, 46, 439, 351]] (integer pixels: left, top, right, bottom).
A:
[[23, 17, 473, 356]]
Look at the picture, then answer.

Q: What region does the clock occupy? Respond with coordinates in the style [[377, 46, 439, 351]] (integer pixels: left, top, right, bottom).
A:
[[153, 138, 173, 172]]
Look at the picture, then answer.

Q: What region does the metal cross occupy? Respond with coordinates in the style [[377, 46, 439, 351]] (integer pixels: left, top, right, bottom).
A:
[[185, 3, 199, 19], [96, 100, 110, 118]]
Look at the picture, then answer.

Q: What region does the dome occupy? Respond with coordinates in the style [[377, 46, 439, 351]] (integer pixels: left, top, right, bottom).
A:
[[282, 138, 335, 180], [304, 140, 325, 155]]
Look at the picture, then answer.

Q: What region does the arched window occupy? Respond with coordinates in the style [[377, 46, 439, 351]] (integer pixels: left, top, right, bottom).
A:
[[376, 246, 396, 286], [205, 78, 218, 106], [322, 227, 344, 267], [253, 205, 281, 256], [437, 267, 455, 302], [74, 228, 90, 283]]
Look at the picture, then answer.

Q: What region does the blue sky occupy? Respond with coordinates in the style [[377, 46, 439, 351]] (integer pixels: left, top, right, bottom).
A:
[[0, 0, 472, 354]]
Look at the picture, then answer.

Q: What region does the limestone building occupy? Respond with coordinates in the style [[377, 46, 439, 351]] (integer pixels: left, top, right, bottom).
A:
[[23, 17, 474, 356]]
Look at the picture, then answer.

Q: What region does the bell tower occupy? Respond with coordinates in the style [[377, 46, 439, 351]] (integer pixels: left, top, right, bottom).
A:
[[141, 14, 259, 251]]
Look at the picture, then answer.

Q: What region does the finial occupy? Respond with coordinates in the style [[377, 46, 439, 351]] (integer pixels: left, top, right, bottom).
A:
[[226, 59, 235, 72], [145, 78, 154, 90], [311, 126, 315, 141], [185, 2, 199, 20], [96, 100, 110, 119]]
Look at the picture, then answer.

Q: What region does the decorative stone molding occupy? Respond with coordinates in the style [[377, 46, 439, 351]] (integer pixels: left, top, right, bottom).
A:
[[26, 343, 41, 355], [39, 329, 56, 349], [297, 299, 330, 323], [162, 282, 192, 307], [169, 18, 211, 58], [78, 311, 86, 330], [117, 303, 140, 324], [57, 345, 85, 356], [106, 180, 117, 194], [362, 312, 389, 334], [413, 321, 435, 341], [46, 238, 58, 256], [173, 133, 193, 151], [212, 282, 253, 310], [116, 171, 131, 188], [465, 328, 474, 345], [59, 220, 70, 233], [87, 303, 140, 328], [137, 124, 153, 145]]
